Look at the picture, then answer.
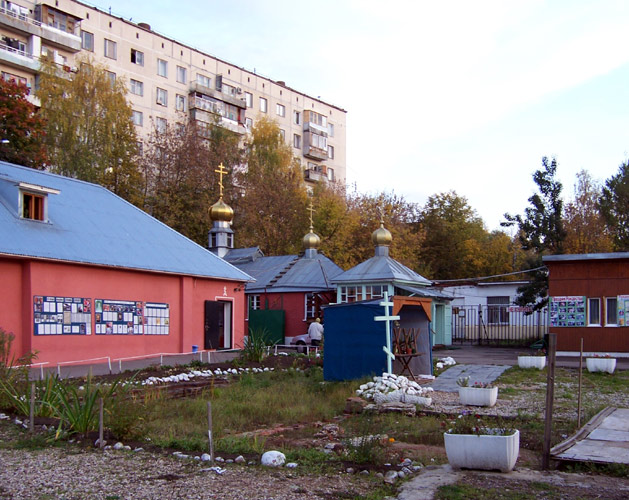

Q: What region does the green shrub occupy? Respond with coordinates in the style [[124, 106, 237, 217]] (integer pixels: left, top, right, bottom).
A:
[[240, 327, 275, 363]]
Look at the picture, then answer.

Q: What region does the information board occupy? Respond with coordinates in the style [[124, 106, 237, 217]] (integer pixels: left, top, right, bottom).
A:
[[33, 296, 92, 335], [549, 296, 586, 327], [144, 302, 170, 335], [94, 299, 144, 335], [618, 295, 629, 326]]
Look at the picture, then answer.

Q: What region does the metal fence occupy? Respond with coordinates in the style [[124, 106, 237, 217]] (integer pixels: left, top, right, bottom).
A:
[[452, 305, 548, 346]]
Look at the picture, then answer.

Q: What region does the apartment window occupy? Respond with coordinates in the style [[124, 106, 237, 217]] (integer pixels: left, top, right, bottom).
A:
[[588, 298, 601, 326], [176, 65, 187, 84], [293, 110, 300, 125], [606, 297, 618, 326], [305, 293, 316, 320], [22, 192, 44, 221], [131, 110, 143, 127], [80, 30, 94, 51], [327, 167, 335, 182], [328, 123, 335, 137], [244, 92, 252, 108], [328, 145, 335, 159], [156, 87, 168, 106], [276, 103, 285, 117], [136, 141, 143, 155], [259, 97, 267, 113], [249, 295, 260, 311], [104, 39, 117, 60], [245, 117, 253, 130], [197, 74, 211, 88], [1, 72, 27, 86], [293, 134, 301, 149], [175, 94, 186, 111], [308, 110, 327, 127], [105, 71, 116, 88], [309, 132, 327, 150], [155, 117, 167, 133], [279, 129, 285, 140], [130, 49, 144, 66], [487, 296, 510, 325], [157, 59, 168, 78], [129, 79, 143, 96]]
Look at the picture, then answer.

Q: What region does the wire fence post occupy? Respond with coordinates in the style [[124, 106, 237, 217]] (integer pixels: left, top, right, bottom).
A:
[[207, 401, 214, 462], [29, 381, 35, 434], [542, 332, 557, 470]]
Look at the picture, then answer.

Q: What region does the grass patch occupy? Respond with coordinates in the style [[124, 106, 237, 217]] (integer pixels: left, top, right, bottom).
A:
[[436, 483, 539, 499]]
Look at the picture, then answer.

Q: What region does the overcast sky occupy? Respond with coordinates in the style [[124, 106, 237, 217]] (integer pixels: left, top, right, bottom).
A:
[[95, 0, 629, 231]]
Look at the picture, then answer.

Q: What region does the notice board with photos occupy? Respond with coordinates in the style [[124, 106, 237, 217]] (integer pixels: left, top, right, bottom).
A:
[[33, 296, 92, 335], [549, 296, 586, 327], [617, 295, 629, 326], [94, 299, 170, 335]]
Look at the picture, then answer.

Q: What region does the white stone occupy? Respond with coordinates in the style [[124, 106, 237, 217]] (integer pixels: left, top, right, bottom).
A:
[[201, 453, 212, 461], [235, 455, 245, 463], [261, 450, 286, 467], [113, 442, 125, 450], [285, 462, 298, 468]]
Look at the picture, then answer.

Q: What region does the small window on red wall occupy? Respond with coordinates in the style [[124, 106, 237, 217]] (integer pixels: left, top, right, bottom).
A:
[[22, 192, 45, 221]]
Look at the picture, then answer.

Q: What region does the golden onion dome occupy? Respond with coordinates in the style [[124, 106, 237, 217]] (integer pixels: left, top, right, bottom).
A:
[[303, 227, 321, 249], [372, 221, 392, 246], [209, 197, 234, 222]]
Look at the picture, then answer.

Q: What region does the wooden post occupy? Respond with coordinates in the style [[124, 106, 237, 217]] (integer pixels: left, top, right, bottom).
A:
[[29, 381, 35, 434], [207, 401, 214, 462], [542, 332, 557, 470], [99, 397, 104, 449], [577, 338, 583, 428]]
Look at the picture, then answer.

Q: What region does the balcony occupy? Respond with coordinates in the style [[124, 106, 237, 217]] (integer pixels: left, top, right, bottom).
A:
[[0, 5, 81, 52], [304, 168, 329, 183], [303, 145, 329, 161], [0, 42, 39, 71], [189, 82, 246, 109]]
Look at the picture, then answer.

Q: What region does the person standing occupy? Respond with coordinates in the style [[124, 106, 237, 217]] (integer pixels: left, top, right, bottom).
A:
[[308, 317, 324, 346]]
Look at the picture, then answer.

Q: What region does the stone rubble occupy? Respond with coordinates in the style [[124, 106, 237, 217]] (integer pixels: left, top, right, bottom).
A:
[[355, 373, 433, 406]]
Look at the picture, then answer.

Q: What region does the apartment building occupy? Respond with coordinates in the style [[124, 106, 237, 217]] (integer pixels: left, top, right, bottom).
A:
[[0, 0, 346, 187]]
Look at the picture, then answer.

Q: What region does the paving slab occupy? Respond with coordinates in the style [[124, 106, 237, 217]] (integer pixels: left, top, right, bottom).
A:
[[430, 364, 512, 392]]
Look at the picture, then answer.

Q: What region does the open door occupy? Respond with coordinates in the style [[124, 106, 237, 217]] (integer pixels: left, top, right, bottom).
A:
[[204, 300, 232, 350]]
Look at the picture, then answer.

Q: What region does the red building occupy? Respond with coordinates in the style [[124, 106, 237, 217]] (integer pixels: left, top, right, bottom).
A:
[[543, 253, 629, 352], [0, 162, 251, 366]]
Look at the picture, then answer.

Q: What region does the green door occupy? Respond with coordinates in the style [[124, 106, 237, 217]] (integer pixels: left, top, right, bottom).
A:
[[248, 309, 285, 345]]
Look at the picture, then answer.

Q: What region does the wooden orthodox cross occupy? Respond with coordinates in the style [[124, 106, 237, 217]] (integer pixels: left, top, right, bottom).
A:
[[374, 291, 400, 374]]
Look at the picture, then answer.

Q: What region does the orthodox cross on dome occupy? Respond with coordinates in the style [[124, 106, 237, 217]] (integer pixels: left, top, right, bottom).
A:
[[307, 200, 316, 229], [374, 291, 400, 374], [215, 163, 228, 198]]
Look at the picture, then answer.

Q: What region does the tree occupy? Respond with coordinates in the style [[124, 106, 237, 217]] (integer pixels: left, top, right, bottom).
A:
[[37, 56, 142, 204], [564, 170, 613, 253], [141, 118, 243, 246], [503, 156, 566, 310], [599, 161, 629, 251], [233, 117, 309, 255], [0, 78, 47, 168]]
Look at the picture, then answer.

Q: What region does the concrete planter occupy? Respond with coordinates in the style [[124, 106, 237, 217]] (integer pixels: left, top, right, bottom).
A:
[[444, 430, 519, 472], [518, 355, 546, 370], [586, 357, 616, 374], [458, 386, 498, 407]]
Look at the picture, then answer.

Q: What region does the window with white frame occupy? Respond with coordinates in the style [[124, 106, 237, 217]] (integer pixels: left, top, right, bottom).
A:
[[175, 94, 186, 111], [487, 296, 510, 324], [328, 123, 334, 137], [157, 59, 168, 77], [327, 167, 335, 182], [259, 97, 267, 113], [155, 117, 167, 133], [279, 129, 285, 140], [176, 65, 187, 84], [130, 48, 144, 66], [305, 293, 316, 319], [104, 38, 117, 59], [606, 297, 618, 326], [129, 79, 143, 96], [197, 74, 211, 88], [365, 285, 384, 300], [293, 110, 300, 125], [245, 117, 253, 130], [293, 134, 301, 149], [339, 286, 358, 304], [105, 71, 116, 88], [249, 295, 260, 310], [328, 145, 334, 159], [244, 92, 253, 108], [156, 87, 168, 106], [131, 110, 143, 126], [276, 103, 285, 117], [588, 297, 601, 326], [81, 30, 94, 51]]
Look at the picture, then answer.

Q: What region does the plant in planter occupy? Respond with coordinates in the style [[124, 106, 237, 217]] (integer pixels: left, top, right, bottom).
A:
[[517, 349, 546, 370], [443, 411, 519, 472], [586, 353, 616, 374], [456, 377, 498, 407]]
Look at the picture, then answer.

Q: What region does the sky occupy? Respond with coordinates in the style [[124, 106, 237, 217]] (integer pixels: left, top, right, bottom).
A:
[[94, 0, 629, 231]]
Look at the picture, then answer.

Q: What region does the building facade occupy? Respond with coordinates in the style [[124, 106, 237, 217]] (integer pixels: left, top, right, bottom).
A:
[[0, 160, 251, 365], [543, 253, 629, 353], [0, 0, 346, 187]]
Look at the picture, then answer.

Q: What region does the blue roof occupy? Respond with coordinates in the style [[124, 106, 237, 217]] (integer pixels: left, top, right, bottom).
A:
[[228, 251, 343, 293], [0, 162, 252, 282], [332, 254, 431, 286]]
